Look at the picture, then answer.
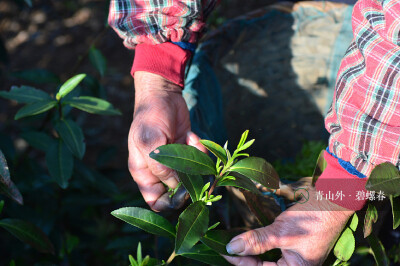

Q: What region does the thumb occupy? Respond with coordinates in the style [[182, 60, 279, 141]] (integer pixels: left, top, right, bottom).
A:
[[186, 131, 207, 153], [226, 226, 280, 256]]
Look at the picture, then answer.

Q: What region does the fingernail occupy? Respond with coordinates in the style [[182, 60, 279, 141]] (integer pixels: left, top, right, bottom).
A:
[[226, 238, 245, 254]]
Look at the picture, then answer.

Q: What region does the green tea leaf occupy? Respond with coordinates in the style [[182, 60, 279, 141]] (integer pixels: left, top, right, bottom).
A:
[[201, 230, 240, 255], [364, 204, 378, 238], [15, 100, 57, 120], [175, 201, 209, 253], [0, 150, 23, 205], [177, 172, 203, 202], [179, 244, 229, 266], [0, 86, 51, 103], [367, 233, 389, 266], [46, 140, 73, 189], [136, 242, 142, 265], [10, 69, 60, 84], [237, 130, 249, 149], [55, 119, 85, 159], [366, 162, 400, 196], [111, 207, 175, 238], [238, 139, 255, 152], [349, 213, 358, 232], [312, 150, 327, 186], [218, 173, 261, 195], [20, 131, 55, 151], [390, 195, 400, 229], [64, 96, 121, 115], [334, 227, 355, 261], [150, 144, 217, 175], [56, 74, 86, 100], [230, 157, 279, 189], [0, 218, 54, 254], [199, 139, 227, 165], [89, 46, 107, 76], [129, 255, 138, 266], [207, 222, 220, 231], [0, 200, 4, 215]]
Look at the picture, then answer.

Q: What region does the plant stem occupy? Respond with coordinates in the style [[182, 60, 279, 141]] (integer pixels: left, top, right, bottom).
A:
[[165, 250, 176, 265], [208, 175, 219, 198]]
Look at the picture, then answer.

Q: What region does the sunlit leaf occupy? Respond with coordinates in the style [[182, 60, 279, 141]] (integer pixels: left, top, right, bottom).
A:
[[56, 74, 86, 100], [0, 86, 51, 103], [0, 150, 23, 205], [175, 201, 209, 254], [334, 227, 355, 261], [55, 119, 85, 159], [14, 100, 57, 120], [46, 140, 73, 189], [237, 130, 249, 149], [177, 172, 203, 202], [150, 144, 217, 175], [199, 140, 227, 165], [367, 233, 389, 266], [10, 69, 60, 84], [136, 242, 142, 265], [207, 222, 220, 231], [20, 131, 55, 151], [364, 204, 378, 238], [366, 162, 400, 197], [349, 213, 358, 232], [217, 173, 261, 195], [111, 207, 175, 238], [89, 46, 107, 76], [179, 244, 229, 266], [390, 195, 400, 229], [0, 218, 54, 254], [312, 150, 327, 186], [129, 255, 137, 266], [230, 157, 279, 189], [201, 230, 240, 255], [238, 139, 255, 152], [64, 96, 121, 115]]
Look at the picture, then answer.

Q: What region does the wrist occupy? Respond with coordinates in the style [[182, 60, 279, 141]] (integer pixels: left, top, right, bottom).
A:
[[134, 71, 182, 94], [131, 43, 192, 87]]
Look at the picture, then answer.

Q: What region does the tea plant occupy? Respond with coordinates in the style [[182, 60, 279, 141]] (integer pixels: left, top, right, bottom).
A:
[[0, 73, 123, 263], [0, 74, 120, 188], [112, 130, 280, 265]]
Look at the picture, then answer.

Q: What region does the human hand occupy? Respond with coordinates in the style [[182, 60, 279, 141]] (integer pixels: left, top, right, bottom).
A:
[[128, 72, 206, 211], [223, 187, 354, 265]]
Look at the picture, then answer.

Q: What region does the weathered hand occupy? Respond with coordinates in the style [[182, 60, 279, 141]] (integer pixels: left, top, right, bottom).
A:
[[223, 187, 354, 265], [128, 72, 206, 211]]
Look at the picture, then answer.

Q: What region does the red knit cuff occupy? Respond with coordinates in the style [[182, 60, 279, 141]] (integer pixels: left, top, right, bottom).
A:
[[315, 151, 368, 211], [131, 42, 192, 87]]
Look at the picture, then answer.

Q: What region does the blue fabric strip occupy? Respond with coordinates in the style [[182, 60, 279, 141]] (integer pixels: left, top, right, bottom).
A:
[[326, 147, 366, 178], [172, 41, 197, 52]]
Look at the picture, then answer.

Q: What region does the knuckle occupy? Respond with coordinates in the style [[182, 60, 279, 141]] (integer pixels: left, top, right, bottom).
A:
[[246, 229, 267, 254], [152, 164, 174, 180]]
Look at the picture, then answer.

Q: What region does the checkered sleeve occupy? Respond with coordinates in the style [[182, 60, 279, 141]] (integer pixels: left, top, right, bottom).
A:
[[108, 0, 217, 49], [315, 0, 400, 210], [325, 0, 400, 177]]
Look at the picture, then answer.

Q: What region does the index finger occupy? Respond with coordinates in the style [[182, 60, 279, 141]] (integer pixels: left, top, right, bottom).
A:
[[128, 145, 170, 211]]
